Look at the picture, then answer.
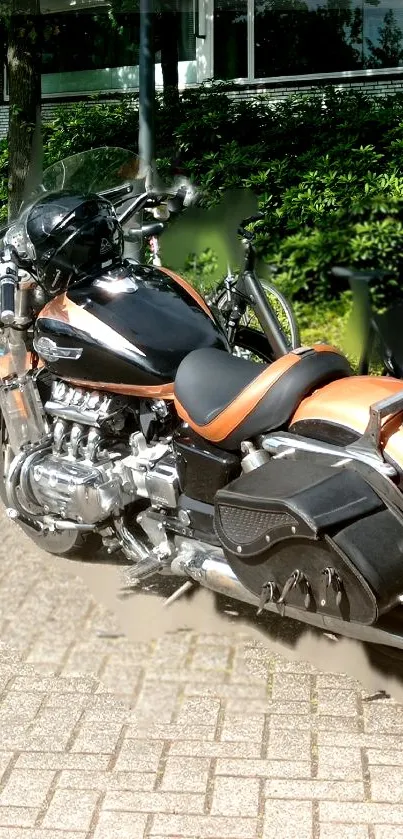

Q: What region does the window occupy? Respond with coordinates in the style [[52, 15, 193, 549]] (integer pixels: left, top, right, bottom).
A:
[[39, 2, 197, 95], [253, 1, 403, 80], [42, 11, 140, 75], [214, 0, 248, 79]]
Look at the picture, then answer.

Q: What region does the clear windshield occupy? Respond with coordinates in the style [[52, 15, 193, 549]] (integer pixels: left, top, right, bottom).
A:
[[38, 147, 145, 196]]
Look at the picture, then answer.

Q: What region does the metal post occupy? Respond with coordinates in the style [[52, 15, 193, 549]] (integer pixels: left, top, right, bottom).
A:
[[139, 0, 155, 172], [124, 0, 155, 263]]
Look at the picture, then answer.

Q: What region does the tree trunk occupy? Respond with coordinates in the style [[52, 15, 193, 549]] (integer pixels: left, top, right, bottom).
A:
[[160, 9, 179, 107], [7, 0, 41, 221]]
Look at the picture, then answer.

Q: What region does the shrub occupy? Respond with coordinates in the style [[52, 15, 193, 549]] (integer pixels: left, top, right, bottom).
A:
[[2, 84, 403, 311]]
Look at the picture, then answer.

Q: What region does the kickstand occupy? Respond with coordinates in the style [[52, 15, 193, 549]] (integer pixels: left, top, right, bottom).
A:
[[163, 580, 194, 607]]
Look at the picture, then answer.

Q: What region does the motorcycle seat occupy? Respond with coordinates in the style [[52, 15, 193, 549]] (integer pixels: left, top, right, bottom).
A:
[[174, 345, 352, 450]]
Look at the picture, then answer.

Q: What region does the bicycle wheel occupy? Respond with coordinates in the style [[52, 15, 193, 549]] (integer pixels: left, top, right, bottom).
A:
[[211, 278, 300, 354]]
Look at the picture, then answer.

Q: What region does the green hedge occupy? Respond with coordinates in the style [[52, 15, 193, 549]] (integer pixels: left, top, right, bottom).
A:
[[2, 84, 403, 317]]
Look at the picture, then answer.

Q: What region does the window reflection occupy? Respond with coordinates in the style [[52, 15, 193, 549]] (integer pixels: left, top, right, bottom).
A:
[[253, 1, 403, 80], [365, 4, 403, 69], [214, 0, 248, 80]]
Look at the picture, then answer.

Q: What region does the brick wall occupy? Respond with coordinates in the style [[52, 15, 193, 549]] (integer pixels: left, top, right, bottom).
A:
[[1, 75, 403, 139], [225, 75, 403, 104]]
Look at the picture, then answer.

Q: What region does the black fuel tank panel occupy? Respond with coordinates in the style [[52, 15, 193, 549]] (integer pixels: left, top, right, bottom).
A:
[[34, 262, 229, 389]]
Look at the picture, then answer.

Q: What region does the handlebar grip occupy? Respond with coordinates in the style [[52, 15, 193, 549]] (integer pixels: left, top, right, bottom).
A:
[[0, 276, 16, 325]]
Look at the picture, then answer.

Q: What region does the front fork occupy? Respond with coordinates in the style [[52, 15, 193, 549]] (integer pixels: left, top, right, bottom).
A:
[[226, 271, 289, 359]]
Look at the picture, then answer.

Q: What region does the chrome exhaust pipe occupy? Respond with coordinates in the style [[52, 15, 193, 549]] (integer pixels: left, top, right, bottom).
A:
[[183, 551, 403, 651], [186, 555, 258, 607]]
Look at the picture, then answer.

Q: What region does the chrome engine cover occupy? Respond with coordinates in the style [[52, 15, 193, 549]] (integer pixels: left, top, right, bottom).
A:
[[24, 451, 133, 524], [7, 382, 180, 527]]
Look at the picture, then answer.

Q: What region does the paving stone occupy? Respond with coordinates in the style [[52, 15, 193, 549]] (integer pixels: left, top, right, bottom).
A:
[[183, 682, 267, 699], [16, 753, 111, 771], [103, 790, 205, 813], [0, 692, 44, 723], [170, 741, 261, 759], [3, 506, 403, 838], [315, 716, 361, 732], [364, 703, 403, 734], [0, 770, 55, 808], [265, 779, 365, 800], [93, 810, 148, 839], [370, 765, 403, 802], [317, 689, 358, 717], [266, 728, 312, 761], [41, 788, 100, 831], [149, 814, 257, 837], [319, 826, 369, 839], [71, 723, 124, 753], [317, 747, 363, 780], [271, 672, 312, 702], [318, 732, 403, 750], [216, 757, 312, 778], [211, 776, 260, 817], [220, 713, 265, 742], [367, 749, 403, 766], [160, 756, 210, 792], [0, 807, 38, 827], [114, 739, 164, 772], [320, 802, 403, 824], [57, 769, 156, 791], [263, 799, 313, 839], [175, 697, 221, 727], [0, 831, 88, 839]]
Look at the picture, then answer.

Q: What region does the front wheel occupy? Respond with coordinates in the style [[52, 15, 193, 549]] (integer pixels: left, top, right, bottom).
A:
[[0, 413, 100, 558], [210, 279, 300, 362]]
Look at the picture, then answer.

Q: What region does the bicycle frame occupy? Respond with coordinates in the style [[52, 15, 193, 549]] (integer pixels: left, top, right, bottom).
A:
[[223, 241, 289, 359]]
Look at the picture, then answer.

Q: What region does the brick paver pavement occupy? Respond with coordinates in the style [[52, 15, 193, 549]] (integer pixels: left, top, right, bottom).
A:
[[2, 509, 403, 838]]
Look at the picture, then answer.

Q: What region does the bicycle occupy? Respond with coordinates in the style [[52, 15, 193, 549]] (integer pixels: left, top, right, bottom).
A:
[[125, 204, 300, 364]]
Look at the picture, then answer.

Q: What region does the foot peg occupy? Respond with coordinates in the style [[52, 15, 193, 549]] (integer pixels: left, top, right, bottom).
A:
[[124, 551, 163, 584]]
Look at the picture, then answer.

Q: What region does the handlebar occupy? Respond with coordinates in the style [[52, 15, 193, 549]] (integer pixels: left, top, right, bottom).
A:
[[331, 265, 393, 284], [237, 211, 264, 240], [117, 187, 188, 226], [0, 248, 18, 325], [124, 221, 165, 242]]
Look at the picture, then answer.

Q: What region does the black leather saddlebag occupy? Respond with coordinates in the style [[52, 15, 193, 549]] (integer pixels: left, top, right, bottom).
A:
[[214, 459, 403, 625]]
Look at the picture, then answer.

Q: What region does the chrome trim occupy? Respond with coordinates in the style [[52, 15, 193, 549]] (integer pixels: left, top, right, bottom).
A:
[[33, 336, 83, 362], [261, 432, 397, 478], [5, 439, 52, 519], [180, 547, 403, 651]]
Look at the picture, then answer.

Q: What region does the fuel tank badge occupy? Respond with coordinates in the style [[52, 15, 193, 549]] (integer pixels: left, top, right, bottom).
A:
[[33, 336, 83, 362]]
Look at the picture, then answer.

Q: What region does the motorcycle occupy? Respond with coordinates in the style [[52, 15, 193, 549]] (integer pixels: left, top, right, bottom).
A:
[[3, 145, 403, 669]]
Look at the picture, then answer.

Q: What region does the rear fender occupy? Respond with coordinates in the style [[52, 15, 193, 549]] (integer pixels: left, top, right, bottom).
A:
[[290, 375, 403, 471]]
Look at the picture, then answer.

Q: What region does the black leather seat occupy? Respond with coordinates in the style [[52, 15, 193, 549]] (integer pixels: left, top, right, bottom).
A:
[[174, 345, 352, 450]]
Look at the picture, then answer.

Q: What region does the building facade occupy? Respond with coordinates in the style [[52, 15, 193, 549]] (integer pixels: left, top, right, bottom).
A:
[[1, 0, 403, 137]]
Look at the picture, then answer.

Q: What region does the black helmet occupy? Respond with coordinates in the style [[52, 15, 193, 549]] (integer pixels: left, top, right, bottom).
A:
[[6, 191, 123, 295]]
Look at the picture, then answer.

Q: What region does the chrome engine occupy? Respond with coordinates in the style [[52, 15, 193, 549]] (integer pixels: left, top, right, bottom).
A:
[[4, 378, 180, 538]]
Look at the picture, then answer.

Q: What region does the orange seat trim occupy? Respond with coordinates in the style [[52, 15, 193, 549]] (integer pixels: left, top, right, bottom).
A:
[[174, 344, 344, 444]]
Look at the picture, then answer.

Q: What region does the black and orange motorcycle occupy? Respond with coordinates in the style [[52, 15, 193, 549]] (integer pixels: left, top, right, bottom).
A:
[[2, 146, 403, 666]]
